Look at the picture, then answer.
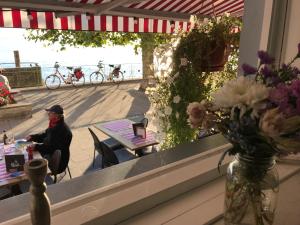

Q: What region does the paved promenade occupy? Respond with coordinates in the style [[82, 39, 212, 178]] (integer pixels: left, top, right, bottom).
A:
[[0, 81, 151, 179]]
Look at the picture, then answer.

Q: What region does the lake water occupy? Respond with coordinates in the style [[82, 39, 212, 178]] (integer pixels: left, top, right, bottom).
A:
[[0, 28, 144, 82]]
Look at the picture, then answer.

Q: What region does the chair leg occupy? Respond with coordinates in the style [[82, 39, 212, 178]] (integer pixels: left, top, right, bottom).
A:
[[67, 166, 72, 179], [54, 175, 57, 184], [93, 149, 96, 168]]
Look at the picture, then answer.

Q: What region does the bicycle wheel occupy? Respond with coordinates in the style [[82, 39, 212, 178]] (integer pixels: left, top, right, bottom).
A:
[[72, 74, 85, 87], [90, 72, 104, 84], [112, 71, 124, 83], [45, 74, 61, 90]]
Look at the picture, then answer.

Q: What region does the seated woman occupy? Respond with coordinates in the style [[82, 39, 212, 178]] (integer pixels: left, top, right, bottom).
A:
[[27, 105, 72, 174], [0, 68, 11, 91]]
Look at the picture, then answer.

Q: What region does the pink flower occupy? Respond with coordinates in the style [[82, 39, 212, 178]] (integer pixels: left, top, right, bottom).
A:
[[186, 102, 206, 128], [260, 108, 284, 137]]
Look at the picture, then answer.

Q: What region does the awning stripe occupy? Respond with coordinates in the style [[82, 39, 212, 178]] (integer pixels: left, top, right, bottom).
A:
[[215, 0, 243, 15], [149, 0, 169, 10], [169, 0, 187, 12], [193, 0, 223, 14], [191, 0, 218, 14], [0, 8, 191, 33], [224, 5, 244, 15], [75, 15, 81, 30], [101, 15, 106, 31], [30, 11, 38, 29], [0, 10, 3, 27], [12, 9, 21, 28], [163, 0, 183, 11], [136, 0, 156, 9], [123, 16, 128, 32], [45, 12, 54, 29], [176, 0, 199, 12], [61, 17, 68, 30], [155, 0, 174, 11]]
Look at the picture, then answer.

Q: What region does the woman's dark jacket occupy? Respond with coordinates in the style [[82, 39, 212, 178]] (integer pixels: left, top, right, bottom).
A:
[[30, 119, 72, 174]]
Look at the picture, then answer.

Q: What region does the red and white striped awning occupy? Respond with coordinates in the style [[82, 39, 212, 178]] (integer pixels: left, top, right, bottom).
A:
[[0, 0, 244, 33]]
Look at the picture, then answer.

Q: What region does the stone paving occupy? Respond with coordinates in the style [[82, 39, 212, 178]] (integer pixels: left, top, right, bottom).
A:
[[0, 81, 151, 180]]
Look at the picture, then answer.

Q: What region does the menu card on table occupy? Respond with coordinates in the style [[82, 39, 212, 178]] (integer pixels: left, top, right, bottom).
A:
[[132, 122, 146, 138], [4, 154, 25, 172]]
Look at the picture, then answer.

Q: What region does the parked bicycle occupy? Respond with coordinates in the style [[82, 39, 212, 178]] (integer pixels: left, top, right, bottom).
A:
[[45, 62, 85, 90], [89, 61, 124, 84]]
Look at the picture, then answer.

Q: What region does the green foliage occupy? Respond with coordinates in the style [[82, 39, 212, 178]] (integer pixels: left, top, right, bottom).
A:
[[147, 15, 241, 149], [26, 30, 171, 53]]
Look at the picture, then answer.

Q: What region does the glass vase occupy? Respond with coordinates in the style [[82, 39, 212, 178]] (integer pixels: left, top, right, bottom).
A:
[[224, 154, 279, 225]]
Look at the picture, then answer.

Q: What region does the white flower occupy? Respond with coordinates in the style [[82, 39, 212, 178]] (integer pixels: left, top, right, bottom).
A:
[[152, 117, 160, 127], [173, 72, 179, 79], [164, 106, 172, 116], [175, 112, 179, 119], [180, 58, 188, 66], [173, 95, 181, 104], [212, 76, 269, 113], [157, 110, 164, 117], [156, 132, 166, 141], [203, 18, 209, 25], [165, 76, 173, 85], [246, 83, 269, 106], [152, 92, 159, 100]]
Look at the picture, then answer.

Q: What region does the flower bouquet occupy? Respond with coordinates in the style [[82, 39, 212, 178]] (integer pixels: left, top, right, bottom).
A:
[[187, 45, 300, 225], [0, 82, 15, 106]]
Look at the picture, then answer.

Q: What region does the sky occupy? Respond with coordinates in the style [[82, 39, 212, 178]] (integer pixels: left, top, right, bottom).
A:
[[0, 28, 142, 67]]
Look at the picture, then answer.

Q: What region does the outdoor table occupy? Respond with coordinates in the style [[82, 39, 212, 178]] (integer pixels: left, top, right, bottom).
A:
[[0, 141, 42, 188], [94, 118, 159, 152]]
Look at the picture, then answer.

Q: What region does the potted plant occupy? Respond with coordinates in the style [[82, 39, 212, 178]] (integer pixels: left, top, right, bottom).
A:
[[174, 14, 242, 73]]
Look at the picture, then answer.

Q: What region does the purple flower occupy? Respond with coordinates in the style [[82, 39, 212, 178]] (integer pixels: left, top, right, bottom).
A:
[[266, 76, 281, 86], [297, 98, 300, 114], [292, 67, 300, 77], [258, 51, 274, 64], [242, 63, 257, 75], [290, 79, 300, 97], [261, 66, 273, 77], [269, 83, 290, 105], [283, 104, 297, 117], [282, 63, 288, 70]]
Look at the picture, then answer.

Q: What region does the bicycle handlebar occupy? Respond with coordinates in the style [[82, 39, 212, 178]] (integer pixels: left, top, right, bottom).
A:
[[54, 62, 60, 68]]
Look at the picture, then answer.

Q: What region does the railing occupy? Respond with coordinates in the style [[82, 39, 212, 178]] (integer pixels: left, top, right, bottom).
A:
[[0, 62, 143, 81]]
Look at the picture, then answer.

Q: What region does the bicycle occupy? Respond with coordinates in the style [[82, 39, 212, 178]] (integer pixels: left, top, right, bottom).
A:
[[45, 62, 85, 90], [89, 61, 124, 84]]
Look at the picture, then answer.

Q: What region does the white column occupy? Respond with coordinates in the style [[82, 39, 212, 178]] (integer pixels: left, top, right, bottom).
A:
[[280, 0, 300, 67], [238, 0, 273, 75]]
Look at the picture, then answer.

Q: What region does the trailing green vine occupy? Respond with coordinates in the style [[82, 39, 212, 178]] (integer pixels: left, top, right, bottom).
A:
[[146, 14, 241, 149]]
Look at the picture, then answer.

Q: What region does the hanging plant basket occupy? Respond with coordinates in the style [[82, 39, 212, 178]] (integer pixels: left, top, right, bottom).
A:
[[174, 31, 231, 73], [173, 15, 241, 73], [204, 41, 230, 72]]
